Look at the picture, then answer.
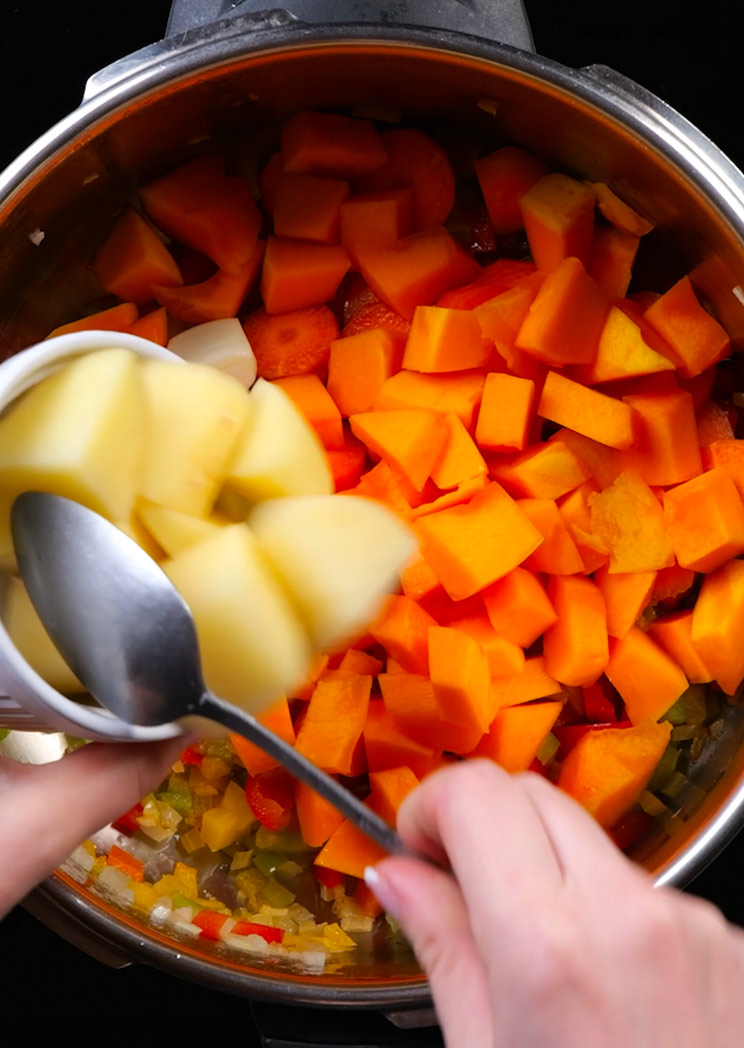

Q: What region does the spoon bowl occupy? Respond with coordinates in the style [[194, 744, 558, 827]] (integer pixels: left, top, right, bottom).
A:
[[11, 491, 415, 859]]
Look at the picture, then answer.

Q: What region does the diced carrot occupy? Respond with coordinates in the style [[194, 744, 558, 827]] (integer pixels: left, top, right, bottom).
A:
[[593, 565, 656, 639], [489, 435, 591, 499], [586, 227, 640, 300], [281, 111, 386, 178], [474, 146, 549, 234], [556, 480, 609, 574], [259, 151, 284, 216], [273, 173, 350, 243], [379, 672, 483, 755], [696, 401, 736, 445], [355, 129, 455, 229], [230, 696, 296, 778], [140, 155, 261, 274], [690, 559, 744, 695], [605, 627, 688, 724], [558, 719, 672, 829], [428, 625, 495, 734], [153, 240, 264, 323], [127, 306, 168, 346], [374, 369, 485, 431], [356, 227, 480, 320], [261, 236, 351, 314], [414, 481, 543, 601], [543, 575, 609, 687], [273, 374, 344, 450], [519, 497, 584, 575], [471, 700, 563, 773], [475, 372, 536, 453], [350, 408, 448, 491], [473, 272, 544, 344], [491, 655, 562, 711], [370, 595, 437, 675], [573, 304, 675, 385], [243, 303, 339, 380], [314, 817, 387, 879], [447, 614, 525, 677], [515, 257, 609, 366], [326, 429, 368, 491], [364, 700, 441, 778], [295, 780, 345, 848], [368, 767, 420, 826], [430, 413, 487, 490], [93, 209, 182, 304], [662, 467, 744, 573], [585, 182, 654, 237], [408, 475, 489, 520], [483, 566, 557, 647], [294, 674, 372, 775], [538, 371, 637, 451], [402, 305, 492, 373], [327, 328, 406, 416], [107, 845, 145, 883], [342, 301, 411, 337], [339, 189, 414, 269], [648, 610, 713, 684], [622, 388, 701, 487], [519, 173, 595, 271], [644, 275, 731, 378], [438, 258, 538, 310], [700, 439, 744, 499], [339, 649, 384, 676], [48, 302, 139, 338], [652, 562, 696, 608], [588, 469, 674, 573]]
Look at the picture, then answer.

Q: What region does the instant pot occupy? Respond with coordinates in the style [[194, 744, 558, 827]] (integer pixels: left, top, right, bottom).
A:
[[3, 1, 744, 1043]]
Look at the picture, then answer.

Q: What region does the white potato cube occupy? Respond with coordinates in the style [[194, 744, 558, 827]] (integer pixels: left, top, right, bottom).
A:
[[140, 359, 253, 517], [226, 378, 332, 501], [163, 524, 312, 713], [168, 318, 257, 388], [0, 347, 145, 523], [250, 495, 417, 649], [3, 577, 85, 693], [137, 501, 229, 557]]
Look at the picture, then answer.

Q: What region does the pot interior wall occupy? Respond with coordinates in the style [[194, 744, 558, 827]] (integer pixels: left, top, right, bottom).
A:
[[4, 37, 744, 997]]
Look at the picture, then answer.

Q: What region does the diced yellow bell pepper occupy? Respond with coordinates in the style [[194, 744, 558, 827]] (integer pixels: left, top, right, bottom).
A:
[[174, 861, 199, 898], [221, 780, 256, 835], [131, 881, 158, 911], [200, 806, 239, 852]]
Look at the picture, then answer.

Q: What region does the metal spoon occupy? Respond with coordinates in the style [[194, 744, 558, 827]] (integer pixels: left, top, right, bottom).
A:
[[11, 491, 414, 859]]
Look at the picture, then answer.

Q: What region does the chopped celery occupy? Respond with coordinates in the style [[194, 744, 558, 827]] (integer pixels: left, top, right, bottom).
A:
[[170, 892, 200, 914], [259, 877, 296, 908], [536, 731, 560, 766], [639, 790, 668, 817], [156, 790, 193, 817], [647, 745, 679, 793], [203, 737, 235, 761], [254, 827, 314, 854], [230, 850, 254, 872], [659, 770, 688, 798], [234, 867, 266, 910], [671, 725, 699, 743], [254, 851, 287, 877], [664, 685, 708, 726]]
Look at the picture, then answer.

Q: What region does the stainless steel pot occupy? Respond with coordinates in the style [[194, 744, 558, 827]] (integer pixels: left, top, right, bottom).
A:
[[4, 0, 744, 1026]]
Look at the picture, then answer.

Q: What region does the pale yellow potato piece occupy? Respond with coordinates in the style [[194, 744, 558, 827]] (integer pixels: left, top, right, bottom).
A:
[[163, 523, 311, 713], [115, 514, 165, 561], [0, 348, 145, 523], [3, 577, 85, 694], [226, 378, 332, 501], [137, 501, 229, 558], [250, 495, 417, 649], [214, 485, 252, 522], [140, 360, 252, 517]]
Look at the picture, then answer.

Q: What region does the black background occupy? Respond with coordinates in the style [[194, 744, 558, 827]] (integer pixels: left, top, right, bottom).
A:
[[2, 1, 744, 1042]]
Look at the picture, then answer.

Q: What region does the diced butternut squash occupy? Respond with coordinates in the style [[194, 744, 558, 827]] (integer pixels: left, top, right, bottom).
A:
[[644, 276, 731, 378], [93, 209, 182, 303], [230, 696, 296, 778], [538, 370, 637, 451], [648, 611, 713, 684], [491, 656, 561, 711], [519, 173, 595, 271], [294, 674, 372, 775], [273, 374, 345, 451], [543, 576, 609, 687], [350, 408, 448, 491], [261, 236, 351, 314], [575, 305, 674, 385], [273, 174, 350, 243], [428, 625, 495, 734], [474, 146, 549, 234], [339, 189, 414, 269], [295, 781, 345, 848], [327, 329, 405, 416], [605, 627, 688, 724], [402, 305, 492, 373], [483, 566, 558, 647], [490, 436, 591, 500], [374, 369, 485, 430], [662, 467, 744, 573], [281, 111, 387, 178], [430, 413, 487, 491], [471, 700, 563, 773], [519, 497, 584, 575], [593, 566, 656, 640], [588, 469, 674, 573], [476, 372, 536, 452], [690, 559, 744, 695]]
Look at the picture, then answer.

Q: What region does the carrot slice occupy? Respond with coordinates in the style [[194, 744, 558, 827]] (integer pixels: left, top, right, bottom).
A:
[[519, 173, 595, 272], [475, 372, 536, 453], [648, 610, 713, 684], [153, 240, 264, 323], [474, 146, 549, 234], [414, 481, 544, 600], [350, 408, 448, 491], [294, 674, 372, 775], [261, 236, 351, 314], [342, 301, 411, 337], [273, 173, 350, 243], [281, 111, 386, 178], [140, 155, 261, 274], [543, 575, 609, 687], [48, 302, 139, 338], [355, 129, 456, 229], [471, 700, 563, 772], [230, 696, 296, 778], [274, 374, 345, 450], [690, 559, 744, 695], [93, 209, 182, 303], [605, 627, 688, 724], [243, 304, 339, 380]]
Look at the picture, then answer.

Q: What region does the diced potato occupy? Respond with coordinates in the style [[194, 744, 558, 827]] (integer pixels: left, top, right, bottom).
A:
[[0, 347, 146, 524], [226, 378, 332, 501], [3, 576, 85, 693], [116, 514, 164, 561], [136, 501, 229, 557], [213, 486, 252, 522], [163, 524, 312, 712], [139, 360, 252, 516], [250, 495, 417, 648]]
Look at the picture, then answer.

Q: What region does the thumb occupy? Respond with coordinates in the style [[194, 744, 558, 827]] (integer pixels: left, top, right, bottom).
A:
[[365, 857, 492, 1048]]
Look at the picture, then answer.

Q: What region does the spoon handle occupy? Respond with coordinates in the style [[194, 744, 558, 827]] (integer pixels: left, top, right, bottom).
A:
[[197, 689, 417, 861]]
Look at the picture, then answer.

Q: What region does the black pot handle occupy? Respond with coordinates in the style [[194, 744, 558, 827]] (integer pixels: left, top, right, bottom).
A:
[[166, 0, 534, 52]]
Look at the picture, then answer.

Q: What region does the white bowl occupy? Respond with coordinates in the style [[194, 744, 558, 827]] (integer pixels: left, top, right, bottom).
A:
[[0, 330, 184, 742]]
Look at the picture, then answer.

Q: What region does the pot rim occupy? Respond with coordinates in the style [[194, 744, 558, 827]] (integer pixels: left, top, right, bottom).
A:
[[7, 18, 744, 1007]]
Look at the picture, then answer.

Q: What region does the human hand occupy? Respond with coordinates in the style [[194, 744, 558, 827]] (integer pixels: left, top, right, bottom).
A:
[[0, 735, 185, 918], [366, 760, 744, 1048]]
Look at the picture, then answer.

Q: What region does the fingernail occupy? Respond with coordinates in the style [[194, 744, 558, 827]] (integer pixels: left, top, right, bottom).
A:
[[364, 865, 400, 920]]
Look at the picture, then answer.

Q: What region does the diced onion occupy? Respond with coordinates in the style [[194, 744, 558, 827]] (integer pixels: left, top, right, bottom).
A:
[[168, 318, 257, 388]]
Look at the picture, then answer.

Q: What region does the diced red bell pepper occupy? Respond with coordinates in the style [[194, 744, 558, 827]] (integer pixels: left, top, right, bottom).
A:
[[553, 721, 632, 761], [609, 808, 654, 852], [193, 909, 230, 940], [582, 681, 619, 724], [313, 865, 346, 891], [181, 745, 203, 767], [245, 768, 295, 830], [112, 802, 143, 837], [232, 920, 285, 943]]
